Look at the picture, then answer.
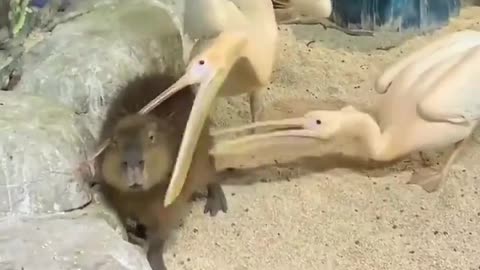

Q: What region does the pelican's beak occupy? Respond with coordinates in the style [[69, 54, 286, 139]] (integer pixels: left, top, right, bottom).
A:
[[139, 74, 201, 114], [210, 117, 321, 156], [162, 67, 229, 207], [162, 32, 249, 207], [211, 117, 306, 136]]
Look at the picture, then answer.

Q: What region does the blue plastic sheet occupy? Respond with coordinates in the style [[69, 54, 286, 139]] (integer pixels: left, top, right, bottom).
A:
[[31, 0, 49, 8], [30, 0, 71, 9], [332, 0, 461, 31]]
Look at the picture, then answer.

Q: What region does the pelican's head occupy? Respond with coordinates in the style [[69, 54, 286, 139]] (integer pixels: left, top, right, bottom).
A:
[[140, 31, 248, 114], [210, 106, 358, 155], [181, 57, 213, 87]]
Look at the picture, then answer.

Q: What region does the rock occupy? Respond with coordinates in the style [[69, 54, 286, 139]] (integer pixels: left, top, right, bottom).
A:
[[0, 91, 93, 216], [29, 0, 67, 29], [0, 209, 152, 270], [0, 0, 10, 43], [0, 0, 188, 266], [157, 0, 195, 63], [16, 0, 185, 136]]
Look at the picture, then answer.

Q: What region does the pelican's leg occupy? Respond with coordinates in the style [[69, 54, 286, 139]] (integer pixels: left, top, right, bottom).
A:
[[248, 89, 263, 134], [277, 17, 306, 25], [322, 23, 374, 37], [275, 13, 374, 37], [408, 139, 468, 192], [274, 9, 327, 27], [418, 151, 430, 166], [249, 90, 265, 134], [274, 8, 298, 24]]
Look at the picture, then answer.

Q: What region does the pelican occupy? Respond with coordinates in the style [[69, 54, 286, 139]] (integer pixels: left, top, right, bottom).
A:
[[375, 30, 480, 94], [78, 0, 279, 207], [183, 0, 248, 40], [272, 0, 374, 36], [211, 30, 480, 192]]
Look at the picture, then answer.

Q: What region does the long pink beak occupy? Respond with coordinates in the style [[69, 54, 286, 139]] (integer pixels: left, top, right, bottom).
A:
[[210, 117, 321, 155], [211, 117, 307, 136], [163, 68, 229, 207], [139, 75, 196, 114]]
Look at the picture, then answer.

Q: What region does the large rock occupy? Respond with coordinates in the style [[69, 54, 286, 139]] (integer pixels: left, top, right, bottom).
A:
[[0, 0, 188, 267], [0, 209, 151, 270], [0, 0, 187, 216], [0, 91, 93, 216], [15, 0, 185, 136]]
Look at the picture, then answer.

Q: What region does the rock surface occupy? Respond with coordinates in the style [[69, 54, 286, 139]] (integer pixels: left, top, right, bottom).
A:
[[0, 91, 93, 216], [0, 0, 185, 268], [0, 209, 151, 270], [15, 0, 185, 136]]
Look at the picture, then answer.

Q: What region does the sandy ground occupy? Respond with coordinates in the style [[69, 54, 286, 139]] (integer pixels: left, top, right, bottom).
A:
[[163, 7, 480, 270]]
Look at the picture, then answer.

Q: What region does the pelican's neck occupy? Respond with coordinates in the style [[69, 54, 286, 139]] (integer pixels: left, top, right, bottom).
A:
[[236, 1, 275, 20], [205, 31, 247, 70], [339, 111, 394, 161]]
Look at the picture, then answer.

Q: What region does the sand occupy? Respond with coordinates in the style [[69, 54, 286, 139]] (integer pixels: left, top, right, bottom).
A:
[[164, 6, 480, 270]]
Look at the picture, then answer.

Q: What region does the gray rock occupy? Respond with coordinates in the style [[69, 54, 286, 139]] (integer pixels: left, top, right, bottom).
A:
[[16, 0, 185, 137], [0, 91, 93, 216], [0, 1, 189, 267], [0, 210, 151, 270]]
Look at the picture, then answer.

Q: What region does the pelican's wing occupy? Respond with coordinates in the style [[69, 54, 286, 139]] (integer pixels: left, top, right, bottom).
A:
[[183, 0, 247, 39], [295, 0, 332, 18], [223, 0, 278, 85], [221, 0, 249, 29], [375, 30, 480, 94], [232, 0, 277, 23], [418, 45, 480, 124]]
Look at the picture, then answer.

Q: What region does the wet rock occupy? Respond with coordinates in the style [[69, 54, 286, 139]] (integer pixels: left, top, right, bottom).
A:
[[16, 0, 185, 136], [0, 91, 93, 216], [0, 209, 151, 270]]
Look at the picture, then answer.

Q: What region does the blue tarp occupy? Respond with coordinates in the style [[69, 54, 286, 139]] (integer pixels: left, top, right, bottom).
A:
[[332, 0, 461, 31]]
